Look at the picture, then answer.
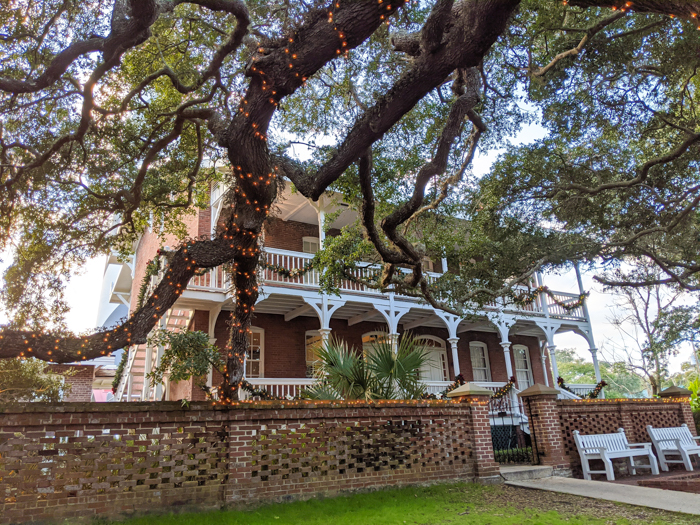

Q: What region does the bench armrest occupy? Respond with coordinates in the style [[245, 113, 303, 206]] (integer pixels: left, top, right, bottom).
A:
[[692, 436, 700, 441], [578, 446, 607, 454]]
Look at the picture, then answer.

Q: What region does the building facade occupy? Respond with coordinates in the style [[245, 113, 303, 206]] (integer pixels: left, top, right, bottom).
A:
[[110, 182, 602, 404]]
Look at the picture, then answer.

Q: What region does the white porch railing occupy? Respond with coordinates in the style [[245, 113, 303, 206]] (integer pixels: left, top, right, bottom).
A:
[[238, 378, 507, 400], [239, 378, 315, 400], [564, 384, 596, 398]]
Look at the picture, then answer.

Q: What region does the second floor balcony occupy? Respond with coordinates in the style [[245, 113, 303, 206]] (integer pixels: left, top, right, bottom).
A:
[[180, 247, 587, 323]]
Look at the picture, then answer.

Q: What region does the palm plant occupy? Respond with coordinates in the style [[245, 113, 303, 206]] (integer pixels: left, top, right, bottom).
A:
[[303, 333, 430, 400]]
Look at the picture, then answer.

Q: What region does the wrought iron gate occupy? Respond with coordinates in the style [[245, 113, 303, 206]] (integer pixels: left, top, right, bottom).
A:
[[489, 393, 540, 465]]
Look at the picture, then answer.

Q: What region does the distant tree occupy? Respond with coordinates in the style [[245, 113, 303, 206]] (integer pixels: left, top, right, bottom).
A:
[[557, 348, 647, 399], [603, 265, 699, 396], [0, 358, 72, 403]]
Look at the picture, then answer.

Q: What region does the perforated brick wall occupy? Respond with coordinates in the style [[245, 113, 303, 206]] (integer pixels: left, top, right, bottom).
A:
[[557, 399, 694, 469], [0, 399, 491, 524]]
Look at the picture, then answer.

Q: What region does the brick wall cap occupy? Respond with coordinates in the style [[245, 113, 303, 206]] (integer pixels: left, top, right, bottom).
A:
[[659, 385, 692, 398], [517, 383, 560, 397], [446, 383, 493, 398]]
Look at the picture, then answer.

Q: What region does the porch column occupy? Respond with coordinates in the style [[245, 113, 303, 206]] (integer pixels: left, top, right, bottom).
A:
[[447, 338, 460, 376], [500, 342, 514, 378], [318, 328, 332, 346], [539, 342, 550, 387], [436, 311, 463, 376], [589, 346, 604, 398], [376, 294, 410, 354], [548, 344, 560, 381]]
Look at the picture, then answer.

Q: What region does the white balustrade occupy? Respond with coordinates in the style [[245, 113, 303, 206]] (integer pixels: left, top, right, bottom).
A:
[[239, 378, 315, 400]]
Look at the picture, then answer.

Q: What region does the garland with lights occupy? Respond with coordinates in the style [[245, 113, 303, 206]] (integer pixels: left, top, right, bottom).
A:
[[422, 373, 466, 399], [515, 286, 589, 313], [557, 376, 607, 399], [262, 260, 314, 279], [491, 376, 517, 399], [135, 256, 162, 310]]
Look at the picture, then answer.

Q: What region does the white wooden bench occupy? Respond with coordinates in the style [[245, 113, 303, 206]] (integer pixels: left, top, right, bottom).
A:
[[647, 424, 700, 471], [573, 429, 659, 481]]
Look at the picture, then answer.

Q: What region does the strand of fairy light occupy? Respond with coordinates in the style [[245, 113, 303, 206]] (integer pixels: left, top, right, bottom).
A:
[[562, 1, 700, 29]]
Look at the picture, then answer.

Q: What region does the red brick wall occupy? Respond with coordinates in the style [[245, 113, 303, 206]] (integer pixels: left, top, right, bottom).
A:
[[47, 365, 94, 402], [0, 399, 490, 524], [264, 218, 319, 252], [553, 398, 695, 473], [207, 312, 549, 387]]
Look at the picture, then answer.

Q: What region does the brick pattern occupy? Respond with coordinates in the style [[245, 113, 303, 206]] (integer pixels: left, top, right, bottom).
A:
[[0, 401, 485, 524], [557, 399, 691, 466], [47, 365, 95, 402], [521, 394, 569, 469]]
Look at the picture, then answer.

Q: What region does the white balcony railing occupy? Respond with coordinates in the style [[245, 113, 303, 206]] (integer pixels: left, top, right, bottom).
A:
[[178, 247, 588, 322]]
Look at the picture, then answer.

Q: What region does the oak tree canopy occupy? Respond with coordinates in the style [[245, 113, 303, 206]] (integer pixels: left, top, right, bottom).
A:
[[1, 0, 699, 398]]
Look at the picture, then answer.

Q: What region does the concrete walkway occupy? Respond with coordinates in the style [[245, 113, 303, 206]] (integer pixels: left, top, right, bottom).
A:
[[506, 476, 700, 515]]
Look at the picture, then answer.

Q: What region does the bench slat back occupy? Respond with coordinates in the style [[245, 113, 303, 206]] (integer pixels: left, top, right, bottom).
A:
[[648, 425, 694, 450], [575, 430, 629, 453]]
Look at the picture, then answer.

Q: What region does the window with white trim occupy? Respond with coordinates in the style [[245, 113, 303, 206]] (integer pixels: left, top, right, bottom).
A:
[[305, 330, 323, 378], [469, 342, 492, 382], [362, 331, 387, 359], [302, 236, 320, 254], [513, 344, 534, 390], [416, 335, 449, 382], [245, 327, 264, 378]]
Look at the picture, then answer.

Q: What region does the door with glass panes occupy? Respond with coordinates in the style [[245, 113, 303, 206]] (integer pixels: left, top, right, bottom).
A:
[[469, 342, 492, 382], [302, 236, 319, 285], [245, 328, 264, 378], [513, 344, 533, 390]]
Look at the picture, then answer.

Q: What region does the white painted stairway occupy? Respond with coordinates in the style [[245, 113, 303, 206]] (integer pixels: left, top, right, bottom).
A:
[[114, 308, 194, 401]]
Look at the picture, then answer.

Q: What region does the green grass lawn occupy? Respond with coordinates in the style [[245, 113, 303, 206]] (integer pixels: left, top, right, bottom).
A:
[[108, 483, 697, 525]]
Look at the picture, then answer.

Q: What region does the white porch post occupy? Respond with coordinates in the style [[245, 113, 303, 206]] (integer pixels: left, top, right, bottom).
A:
[[447, 338, 460, 376], [142, 343, 153, 401], [539, 342, 550, 387], [436, 310, 463, 376], [318, 328, 332, 346], [376, 294, 411, 354], [548, 344, 560, 381], [207, 306, 222, 391], [575, 263, 604, 397], [304, 295, 345, 342], [500, 342, 514, 379]]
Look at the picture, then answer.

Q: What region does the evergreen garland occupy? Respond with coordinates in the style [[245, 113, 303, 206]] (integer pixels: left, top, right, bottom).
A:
[[491, 376, 516, 399], [557, 376, 607, 399], [240, 379, 284, 400], [111, 348, 129, 394], [515, 286, 589, 313], [135, 256, 163, 310], [262, 260, 314, 279]]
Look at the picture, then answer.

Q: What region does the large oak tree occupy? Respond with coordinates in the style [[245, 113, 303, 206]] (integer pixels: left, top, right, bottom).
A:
[[1, 0, 699, 398]]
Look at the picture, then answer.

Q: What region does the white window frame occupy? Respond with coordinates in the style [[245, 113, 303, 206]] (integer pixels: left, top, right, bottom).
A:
[[469, 342, 492, 383], [305, 330, 322, 378], [302, 236, 320, 254], [415, 335, 449, 382], [245, 327, 265, 378], [512, 344, 534, 390]]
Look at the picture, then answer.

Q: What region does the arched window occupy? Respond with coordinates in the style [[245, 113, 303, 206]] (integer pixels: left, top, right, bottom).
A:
[[362, 331, 388, 358], [415, 335, 449, 382], [305, 330, 323, 378], [469, 341, 492, 383], [245, 327, 264, 378], [512, 344, 533, 389]]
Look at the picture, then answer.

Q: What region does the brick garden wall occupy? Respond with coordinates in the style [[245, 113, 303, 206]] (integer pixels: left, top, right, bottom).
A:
[[0, 399, 496, 524], [556, 398, 696, 469]]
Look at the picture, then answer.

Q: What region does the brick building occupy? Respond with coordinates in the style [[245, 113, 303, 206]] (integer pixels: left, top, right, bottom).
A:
[[108, 181, 602, 407]]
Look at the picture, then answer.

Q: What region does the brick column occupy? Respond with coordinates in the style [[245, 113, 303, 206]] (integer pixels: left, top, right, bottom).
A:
[[659, 386, 696, 431], [518, 384, 571, 474], [447, 384, 500, 483]]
